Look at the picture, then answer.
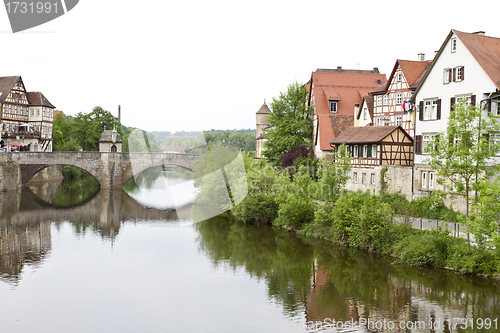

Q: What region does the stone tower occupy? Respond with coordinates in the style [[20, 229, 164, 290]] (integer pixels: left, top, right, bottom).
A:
[[256, 102, 271, 139]]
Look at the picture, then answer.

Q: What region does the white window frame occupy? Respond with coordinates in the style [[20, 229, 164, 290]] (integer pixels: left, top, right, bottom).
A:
[[451, 38, 457, 52], [429, 171, 435, 189], [353, 172, 358, 183], [377, 95, 383, 106], [456, 66, 462, 82], [444, 68, 450, 84], [371, 145, 377, 158], [371, 173, 376, 184], [396, 115, 402, 126], [491, 100, 500, 117], [396, 93, 402, 105], [422, 171, 427, 188], [329, 101, 338, 113], [363, 145, 368, 158], [363, 108, 368, 120], [383, 94, 389, 106], [362, 173, 367, 184], [397, 73, 402, 82], [353, 145, 358, 158]]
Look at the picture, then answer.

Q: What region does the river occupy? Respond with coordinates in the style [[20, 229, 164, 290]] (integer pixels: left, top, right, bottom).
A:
[[0, 167, 499, 333]]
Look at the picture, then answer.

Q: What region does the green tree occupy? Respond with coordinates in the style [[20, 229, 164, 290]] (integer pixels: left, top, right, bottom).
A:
[[263, 82, 313, 166], [73, 111, 99, 151], [427, 98, 500, 216], [317, 144, 351, 201]]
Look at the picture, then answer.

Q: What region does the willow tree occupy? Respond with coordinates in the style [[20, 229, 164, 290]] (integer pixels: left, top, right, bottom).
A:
[[426, 98, 500, 216], [262, 82, 313, 167]]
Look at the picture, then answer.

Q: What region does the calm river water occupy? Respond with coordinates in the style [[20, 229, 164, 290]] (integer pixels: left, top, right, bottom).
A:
[[1, 167, 499, 333]]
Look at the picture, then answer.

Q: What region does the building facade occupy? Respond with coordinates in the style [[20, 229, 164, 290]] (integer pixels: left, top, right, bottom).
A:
[[307, 67, 387, 158]]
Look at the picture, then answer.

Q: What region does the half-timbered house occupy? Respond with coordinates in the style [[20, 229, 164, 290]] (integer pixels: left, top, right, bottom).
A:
[[330, 125, 414, 195], [354, 95, 373, 127], [26, 91, 55, 151], [307, 67, 387, 158], [0, 76, 56, 151], [370, 57, 431, 138]]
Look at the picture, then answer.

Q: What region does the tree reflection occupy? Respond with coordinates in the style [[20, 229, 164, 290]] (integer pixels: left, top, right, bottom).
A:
[[195, 216, 500, 331]]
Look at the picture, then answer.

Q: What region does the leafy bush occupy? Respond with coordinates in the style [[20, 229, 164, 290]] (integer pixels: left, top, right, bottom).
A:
[[394, 228, 451, 267], [274, 194, 315, 228]]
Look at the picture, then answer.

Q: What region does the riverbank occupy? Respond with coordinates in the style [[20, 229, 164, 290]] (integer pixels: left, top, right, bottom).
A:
[[0, 154, 20, 191]]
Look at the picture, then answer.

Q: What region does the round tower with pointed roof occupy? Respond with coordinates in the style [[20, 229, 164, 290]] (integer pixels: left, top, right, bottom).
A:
[[256, 102, 271, 139]]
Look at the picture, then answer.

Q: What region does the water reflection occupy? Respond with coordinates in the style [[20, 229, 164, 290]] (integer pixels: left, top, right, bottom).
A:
[[196, 216, 500, 332]]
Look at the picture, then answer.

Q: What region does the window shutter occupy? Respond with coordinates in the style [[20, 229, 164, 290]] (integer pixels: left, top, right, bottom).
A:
[[471, 94, 476, 106], [449, 68, 452, 83], [437, 99, 441, 119], [461, 66, 464, 80], [450, 97, 456, 111], [415, 135, 422, 155], [419, 101, 424, 121], [453, 68, 456, 82], [435, 134, 440, 151], [487, 100, 491, 112]]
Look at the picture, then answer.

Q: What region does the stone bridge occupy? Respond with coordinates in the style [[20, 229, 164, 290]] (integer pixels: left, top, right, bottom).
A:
[[16, 152, 200, 189]]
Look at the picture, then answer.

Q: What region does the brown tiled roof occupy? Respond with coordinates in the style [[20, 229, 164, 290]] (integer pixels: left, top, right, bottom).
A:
[[330, 125, 400, 144], [26, 91, 55, 108], [310, 68, 387, 150], [256, 103, 271, 114], [454, 30, 500, 89], [0, 76, 21, 103]]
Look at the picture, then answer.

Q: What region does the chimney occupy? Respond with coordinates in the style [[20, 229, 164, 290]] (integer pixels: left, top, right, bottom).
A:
[[473, 31, 485, 36], [418, 53, 425, 61], [118, 105, 121, 123], [373, 67, 379, 73]]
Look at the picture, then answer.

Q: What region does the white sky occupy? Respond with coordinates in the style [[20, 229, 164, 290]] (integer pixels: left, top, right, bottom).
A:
[[1, 0, 499, 133]]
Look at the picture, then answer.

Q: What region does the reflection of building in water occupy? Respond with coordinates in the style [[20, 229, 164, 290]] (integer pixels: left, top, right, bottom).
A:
[[0, 221, 51, 283], [304, 263, 498, 333]]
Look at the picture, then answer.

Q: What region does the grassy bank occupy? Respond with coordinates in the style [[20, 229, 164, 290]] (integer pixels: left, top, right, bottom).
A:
[[224, 159, 500, 279]]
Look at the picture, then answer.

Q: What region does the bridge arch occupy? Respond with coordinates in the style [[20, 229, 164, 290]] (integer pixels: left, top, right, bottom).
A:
[[18, 152, 199, 189]]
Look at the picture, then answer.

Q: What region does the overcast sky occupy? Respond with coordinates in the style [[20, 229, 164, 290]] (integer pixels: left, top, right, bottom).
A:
[[1, 0, 499, 133]]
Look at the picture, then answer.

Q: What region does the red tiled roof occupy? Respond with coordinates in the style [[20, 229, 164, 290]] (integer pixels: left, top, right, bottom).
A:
[[53, 110, 65, 118], [454, 30, 500, 89], [372, 60, 431, 94], [310, 68, 387, 150]]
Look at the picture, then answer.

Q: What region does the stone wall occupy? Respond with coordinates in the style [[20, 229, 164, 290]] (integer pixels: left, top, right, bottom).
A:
[[0, 155, 20, 191], [345, 165, 413, 197]]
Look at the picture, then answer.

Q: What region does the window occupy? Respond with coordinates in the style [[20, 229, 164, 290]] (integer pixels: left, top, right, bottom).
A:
[[363, 108, 368, 120], [396, 93, 402, 105], [353, 172, 358, 183], [396, 115, 402, 126], [363, 145, 368, 157], [456, 66, 463, 81], [422, 171, 427, 188], [376, 116, 389, 126], [329, 101, 337, 113], [383, 94, 389, 106], [423, 99, 439, 120], [36, 109, 40, 116], [490, 134, 500, 154], [353, 145, 358, 158], [377, 95, 383, 106], [444, 68, 450, 84], [491, 100, 500, 117], [371, 174, 376, 184], [397, 73, 402, 82], [362, 173, 367, 183], [372, 145, 377, 158], [451, 38, 457, 52], [429, 172, 435, 189], [422, 133, 436, 154]]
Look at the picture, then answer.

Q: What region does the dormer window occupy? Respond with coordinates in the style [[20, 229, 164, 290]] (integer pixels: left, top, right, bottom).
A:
[[329, 101, 338, 113]]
